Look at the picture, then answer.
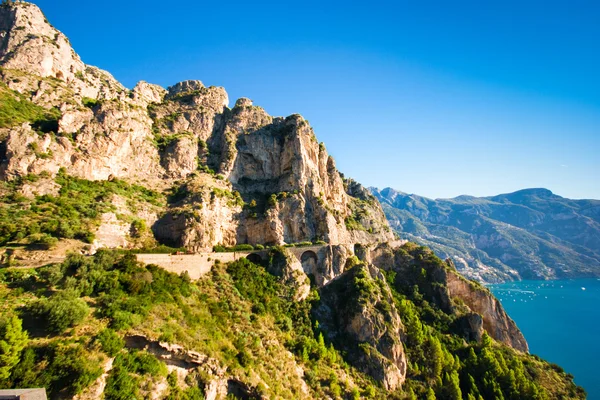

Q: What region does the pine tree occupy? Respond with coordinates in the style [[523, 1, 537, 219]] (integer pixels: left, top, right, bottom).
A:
[[426, 387, 436, 400], [0, 315, 29, 381], [442, 370, 462, 400], [317, 332, 327, 359]]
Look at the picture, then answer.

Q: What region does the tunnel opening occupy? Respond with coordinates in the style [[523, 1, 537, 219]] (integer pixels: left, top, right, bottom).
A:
[[300, 250, 318, 274], [246, 253, 263, 264]]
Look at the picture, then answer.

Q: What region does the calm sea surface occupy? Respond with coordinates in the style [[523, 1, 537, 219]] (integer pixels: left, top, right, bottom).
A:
[[488, 279, 600, 400]]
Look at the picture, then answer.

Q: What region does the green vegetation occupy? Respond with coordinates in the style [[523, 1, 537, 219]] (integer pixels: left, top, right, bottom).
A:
[[344, 197, 373, 232], [380, 244, 585, 399], [0, 251, 380, 398], [0, 245, 583, 399], [211, 187, 244, 207], [96, 328, 124, 357], [197, 164, 216, 175], [127, 244, 187, 254], [0, 171, 164, 246], [0, 251, 192, 397], [154, 131, 194, 151], [104, 350, 168, 399], [8, 341, 103, 398], [28, 289, 89, 333], [0, 83, 61, 132], [213, 244, 255, 252], [344, 214, 365, 231], [82, 97, 101, 109], [0, 315, 28, 380]]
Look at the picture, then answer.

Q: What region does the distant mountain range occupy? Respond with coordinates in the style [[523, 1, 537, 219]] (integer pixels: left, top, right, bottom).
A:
[[371, 187, 600, 282]]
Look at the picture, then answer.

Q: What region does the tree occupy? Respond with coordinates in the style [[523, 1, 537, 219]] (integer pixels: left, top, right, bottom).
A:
[[426, 388, 436, 400], [0, 315, 29, 380], [424, 336, 443, 380], [442, 370, 462, 400], [481, 332, 493, 348], [30, 289, 89, 333]]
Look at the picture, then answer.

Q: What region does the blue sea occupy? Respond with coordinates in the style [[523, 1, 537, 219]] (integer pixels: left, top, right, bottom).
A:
[[489, 279, 600, 400]]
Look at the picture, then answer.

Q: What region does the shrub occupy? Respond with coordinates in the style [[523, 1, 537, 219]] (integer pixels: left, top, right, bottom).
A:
[[9, 343, 102, 397], [213, 244, 254, 252], [29, 289, 89, 333], [26, 233, 58, 249], [96, 329, 124, 357], [232, 244, 254, 251], [82, 97, 100, 109], [130, 219, 146, 238], [38, 263, 66, 286]]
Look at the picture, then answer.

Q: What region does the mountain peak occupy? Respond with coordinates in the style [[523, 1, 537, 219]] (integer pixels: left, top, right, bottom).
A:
[[0, 1, 124, 101], [492, 188, 557, 203], [512, 188, 554, 197], [0, 1, 84, 79]]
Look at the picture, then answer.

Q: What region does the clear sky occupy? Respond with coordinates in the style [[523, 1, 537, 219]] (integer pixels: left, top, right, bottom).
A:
[[33, 0, 600, 199]]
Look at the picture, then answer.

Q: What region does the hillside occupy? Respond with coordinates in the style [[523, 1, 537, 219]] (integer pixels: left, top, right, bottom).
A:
[[0, 2, 585, 399], [372, 187, 600, 283]]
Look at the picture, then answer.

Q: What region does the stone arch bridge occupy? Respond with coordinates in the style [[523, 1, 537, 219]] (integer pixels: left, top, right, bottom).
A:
[[245, 245, 324, 265]]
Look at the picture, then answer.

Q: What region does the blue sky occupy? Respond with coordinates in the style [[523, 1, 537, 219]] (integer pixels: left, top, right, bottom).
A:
[[34, 0, 600, 199]]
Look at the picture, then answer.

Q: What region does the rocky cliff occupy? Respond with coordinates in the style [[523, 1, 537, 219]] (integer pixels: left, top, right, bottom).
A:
[[0, 2, 393, 252]]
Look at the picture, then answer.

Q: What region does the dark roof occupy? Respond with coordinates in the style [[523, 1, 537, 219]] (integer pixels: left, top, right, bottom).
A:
[[0, 388, 47, 400]]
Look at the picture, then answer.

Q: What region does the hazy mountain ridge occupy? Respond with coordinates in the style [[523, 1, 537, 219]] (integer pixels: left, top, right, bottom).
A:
[[372, 187, 600, 282]]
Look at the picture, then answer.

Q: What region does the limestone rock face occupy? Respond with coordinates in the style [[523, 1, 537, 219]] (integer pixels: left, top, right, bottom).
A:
[[152, 176, 241, 250], [1, 102, 163, 183], [132, 81, 166, 106], [445, 270, 528, 351], [265, 247, 311, 301], [386, 242, 529, 352], [0, 3, 83, 80], [146, 87, 392, 249], [0, 3, 124, 100], [0, 1, 394, 250], [314, 264, 407, 390]]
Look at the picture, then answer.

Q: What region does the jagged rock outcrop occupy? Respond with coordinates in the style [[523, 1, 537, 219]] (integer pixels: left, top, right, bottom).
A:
[[124, 335, 229, 400], [147, 76, 393, 249], [0, 2, 124, 100], [153, 175, 241, 250], [265, 247, 311, 301], [314, 264, 407, 390], [0, 2, 392, 250], [380, 241, 529, 352], [132, 81, 166, 106], [444, 266, 528, 351], [1, 101, 163, 183]]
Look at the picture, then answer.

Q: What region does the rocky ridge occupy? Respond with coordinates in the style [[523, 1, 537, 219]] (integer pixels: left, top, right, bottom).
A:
[[372, 186, 600, 282], [0, 1, 393, 252]]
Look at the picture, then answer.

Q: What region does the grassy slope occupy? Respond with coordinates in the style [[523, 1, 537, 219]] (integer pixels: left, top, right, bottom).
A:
[[0, 247, 585, 399]]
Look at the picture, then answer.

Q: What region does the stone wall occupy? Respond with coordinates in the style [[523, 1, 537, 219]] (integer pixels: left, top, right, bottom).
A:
[[136, 252, 242, 279]]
